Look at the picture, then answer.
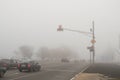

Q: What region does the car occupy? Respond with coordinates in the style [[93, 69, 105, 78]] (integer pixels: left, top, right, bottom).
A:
[[0, 59, 19, 70], [0, 59, 10, 70], [0, 62, 7, 78], [17, 60, 41, 72], [61, 58, 70, 63], [9, 59, 18, 69]]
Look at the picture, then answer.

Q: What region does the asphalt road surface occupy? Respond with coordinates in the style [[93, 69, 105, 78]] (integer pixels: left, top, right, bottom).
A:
[[84, 63, 120, 79], [0, 62, 88, 80]]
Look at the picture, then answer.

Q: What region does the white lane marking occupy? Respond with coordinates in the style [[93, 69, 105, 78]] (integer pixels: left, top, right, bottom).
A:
[[44, 69, 76, 73], [6, 70, 18, 74], [9, 72, 40, 80], [15, 73, 19, 74], [10, 72, 19, 75], [70, 65, 90, 80], [6, 72, 20, 77]]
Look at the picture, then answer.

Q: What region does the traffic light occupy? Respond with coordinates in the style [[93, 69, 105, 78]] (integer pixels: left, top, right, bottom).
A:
[[57, 25, 63, 31]]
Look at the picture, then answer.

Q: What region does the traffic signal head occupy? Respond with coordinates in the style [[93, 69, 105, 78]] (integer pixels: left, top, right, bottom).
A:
[[57, 25, 63, 31]]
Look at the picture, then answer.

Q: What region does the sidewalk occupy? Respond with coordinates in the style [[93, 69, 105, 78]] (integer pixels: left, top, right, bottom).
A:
[[72, 73, 109, 80]]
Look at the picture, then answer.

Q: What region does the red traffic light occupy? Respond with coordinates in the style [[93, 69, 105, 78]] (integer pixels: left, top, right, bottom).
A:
[[57, 25, 63, 31]]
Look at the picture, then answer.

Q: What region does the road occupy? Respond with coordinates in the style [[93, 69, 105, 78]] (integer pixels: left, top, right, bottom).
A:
[[84, 63, 120, 79], [0, 61, 88, 80]]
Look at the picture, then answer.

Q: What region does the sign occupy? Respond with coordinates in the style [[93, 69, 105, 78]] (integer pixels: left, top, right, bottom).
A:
[[91, 39, 96, 44], [87, 46, 94, 52], [90, 48, 94, 52], [87, 46, 93, 49], [87, 46, 92, 50]]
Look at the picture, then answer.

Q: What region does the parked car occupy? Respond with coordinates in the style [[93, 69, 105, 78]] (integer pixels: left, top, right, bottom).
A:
[[0, 59, 19, 70], [0, 59, 10, 70], [9, 59, 18, 68], [17, 60, 41, 72], [0, 62, 7, 78]]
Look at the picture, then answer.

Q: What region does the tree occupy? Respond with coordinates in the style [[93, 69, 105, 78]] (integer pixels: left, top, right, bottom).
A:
[[37, 47, 49, 60], [36, 46, 79, 61], [15, 45, 34, 59]]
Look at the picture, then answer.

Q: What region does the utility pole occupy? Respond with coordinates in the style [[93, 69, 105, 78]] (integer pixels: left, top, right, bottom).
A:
[[92, 21, 95, 63], [119, 34, 120, 49], [90, 51, 92, 64]]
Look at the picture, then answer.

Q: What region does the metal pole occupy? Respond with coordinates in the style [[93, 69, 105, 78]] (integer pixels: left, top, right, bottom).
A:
[[119, 34, 120, 49], [92, 21, 95, 63], [63, 28, 92, 34], [90, 51, 92, 64], [57, 22, 96, 63]]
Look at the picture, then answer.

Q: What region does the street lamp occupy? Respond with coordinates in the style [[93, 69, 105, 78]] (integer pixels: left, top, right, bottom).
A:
[[57, 21, 96, 63]]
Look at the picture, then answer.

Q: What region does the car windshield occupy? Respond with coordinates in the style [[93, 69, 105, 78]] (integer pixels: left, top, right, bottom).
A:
[[0, 0, 120, 80]]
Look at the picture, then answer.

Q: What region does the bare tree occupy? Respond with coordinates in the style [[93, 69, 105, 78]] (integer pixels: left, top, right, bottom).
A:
[[15, 45, 34, 59], [37, 46, 78, 61], [37, 47, 49, 60]]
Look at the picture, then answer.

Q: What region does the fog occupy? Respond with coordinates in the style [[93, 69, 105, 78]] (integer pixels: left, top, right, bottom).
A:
[[0, 0, 120, 62]]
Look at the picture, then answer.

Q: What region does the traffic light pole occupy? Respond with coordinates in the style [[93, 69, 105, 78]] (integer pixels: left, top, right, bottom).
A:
[[119, 35, 120, 49], [92, 21, 95, 63], [57, 21, 96, 64]]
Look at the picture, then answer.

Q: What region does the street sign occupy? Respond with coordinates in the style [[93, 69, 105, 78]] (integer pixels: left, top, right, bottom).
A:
[[87, 46, 94, 52], [91, 39, 96, 44], [87, 46, 92, 50], [90, 48, 94, 52]]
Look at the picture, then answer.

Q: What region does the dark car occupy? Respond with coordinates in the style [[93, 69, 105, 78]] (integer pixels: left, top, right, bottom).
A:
[[9, 59, 18, 68], [0, 59, 18, 70], [17, 61, 41, 72], [0, 59, 10, 70], [0, 63, 7, 78], [61, 58, 70, 63]]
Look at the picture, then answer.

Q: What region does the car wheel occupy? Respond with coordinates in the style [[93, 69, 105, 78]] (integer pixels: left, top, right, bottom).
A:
[[38, 68, 40, 71], [29, 68, 33, 72], [0, 71, 4, 78], [33, 68, 35, 72], [38, 67, 40, 71]]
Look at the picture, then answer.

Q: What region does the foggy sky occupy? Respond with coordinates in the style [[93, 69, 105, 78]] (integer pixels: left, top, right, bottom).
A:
[[0, 0, 120, 60]]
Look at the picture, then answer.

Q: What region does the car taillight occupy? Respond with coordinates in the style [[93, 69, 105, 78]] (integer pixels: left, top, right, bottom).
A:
[[28, 64, 31, 68], [18, 64, 20, 68]]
